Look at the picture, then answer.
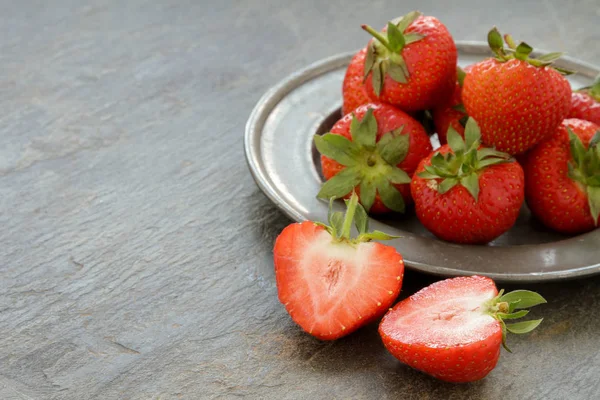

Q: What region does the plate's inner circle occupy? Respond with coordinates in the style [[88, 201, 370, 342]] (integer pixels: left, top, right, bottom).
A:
[[312, 108, 568, 247]]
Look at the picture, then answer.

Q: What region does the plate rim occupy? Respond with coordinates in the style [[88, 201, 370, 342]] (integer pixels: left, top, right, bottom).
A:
[[244, 41, 600, 282]]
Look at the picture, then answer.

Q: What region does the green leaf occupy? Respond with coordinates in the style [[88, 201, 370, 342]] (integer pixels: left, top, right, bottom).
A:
[[430, 152, 447, 170], [515, 42, 533, 60], [464, 118, 481, 149], [386, 22, 405, 52], [314, 134, 359, 166], [587, 186, 600, 226], [387, 62, 407, 83], [375, 177, 405, 212], [417, 170, 438, 179], [460, 173, 480, 201], [499, 290, 547, 309], [395, 10, 422, 33], [388, 167, 411, 184], [487, 27, 504, 54], [398, 55, 410, 77], [438, 177, 459, 194], [447, 127, 466, 153], [329, 211, 344, 238], [500, 320, 511, 353], [372, 61, 383, 97], [358, 230, 400, 242], [477, 148, 511, 161], [350, 109, 377, 149], [353, 199, 369, 234], [317, 168, 362, 200], [497, 310, 529, 320], [505, 319, 543, 334], [536, 52, 563, 63], [364, 43, 376, 80], [404, 33, 424, 45], [477, 156, 510, 169], [569, 128, 587, 168], [359, 179, 376, 212], [503, 33, 517, 50], [378, 131, 409, 166]]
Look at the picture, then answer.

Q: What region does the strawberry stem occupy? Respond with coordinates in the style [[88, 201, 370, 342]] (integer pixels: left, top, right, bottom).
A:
[[340, 192, 359, 239], [361, 24, 394, 52]]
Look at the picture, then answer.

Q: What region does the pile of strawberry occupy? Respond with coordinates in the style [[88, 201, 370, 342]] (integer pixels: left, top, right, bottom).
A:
[[325, 12, 600, 241], [271, 12, 600, 383]]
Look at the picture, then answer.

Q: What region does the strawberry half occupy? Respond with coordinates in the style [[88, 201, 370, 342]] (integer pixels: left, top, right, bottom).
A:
[[315, 103, 432, 213], [411, 118, 525, 244], [273, 193, 404, 340], [380, 276, 546, 383]]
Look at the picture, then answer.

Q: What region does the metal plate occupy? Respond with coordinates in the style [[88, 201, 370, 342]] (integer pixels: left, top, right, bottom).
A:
[[245, 41, 600, 282]]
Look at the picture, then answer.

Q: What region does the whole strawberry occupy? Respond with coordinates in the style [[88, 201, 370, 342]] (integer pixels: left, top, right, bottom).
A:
[[411, 118, 524, 244], [380, 275, 546, 383], [274, 193, 404, 340], [342, 47, 373, 115], [523, 118, 600, 234], [361, 11, 457, 112], [568, 74, 600, 125], [462, 28, 572, 154], [316, 103, 432, 213], [432, 66, 471, 144]]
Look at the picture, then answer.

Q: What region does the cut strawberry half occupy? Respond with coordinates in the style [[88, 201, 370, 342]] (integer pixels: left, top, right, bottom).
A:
[[379, 276, 546, 383], [273, 193, 404, 340]]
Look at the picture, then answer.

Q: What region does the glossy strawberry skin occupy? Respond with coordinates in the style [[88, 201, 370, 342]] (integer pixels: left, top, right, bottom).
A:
[[411, 146, 525, 244], [364, 16, 457, 112], [462, 58, 571, 155], [523, 118, 599, 234], [273, 221, 404, 340], [342, 48, 374, 116], [321, 103, 432, 213], [379, 276, 502, 383], [568, 91, 600, 126]]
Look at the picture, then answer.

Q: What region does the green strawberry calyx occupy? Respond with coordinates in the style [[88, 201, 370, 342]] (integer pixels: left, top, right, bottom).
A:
[[417, 117, 513, 201], [315, 192, 399, 244], [576, 73, 600, 102], [314, 108, 412, 213], [567, 128, 600, 225], [485, 289, 547, 352], [486, 27, 574, 76], [361, 11, 425, 96]]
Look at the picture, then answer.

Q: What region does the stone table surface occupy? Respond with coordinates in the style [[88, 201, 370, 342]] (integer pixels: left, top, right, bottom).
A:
[[1, 0, 599, 399]]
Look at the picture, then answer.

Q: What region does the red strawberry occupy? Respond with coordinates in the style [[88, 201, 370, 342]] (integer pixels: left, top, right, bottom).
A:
[[523, 118, 600, 234], [380, 275, 546, 383], [462, 28, 572, 155], [568, 75, 600, 125], [411, 118, 524, 244], [361, 11, 457, 112], [273, 193, 404, 340], [316, 103, 432, 213], [342, 47, 373, 115], [432, 65, 472, 144]]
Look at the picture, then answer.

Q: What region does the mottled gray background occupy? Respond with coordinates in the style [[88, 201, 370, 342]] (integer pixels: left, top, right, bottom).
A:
[[1, 0, 599, 399]]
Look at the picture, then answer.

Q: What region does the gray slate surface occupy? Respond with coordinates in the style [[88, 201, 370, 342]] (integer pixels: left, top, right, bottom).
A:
[[1, 0, 599, 399]]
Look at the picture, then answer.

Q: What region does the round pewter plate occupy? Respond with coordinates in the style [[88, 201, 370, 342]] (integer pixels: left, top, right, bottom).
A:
[[245, 41, 600, 282]]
